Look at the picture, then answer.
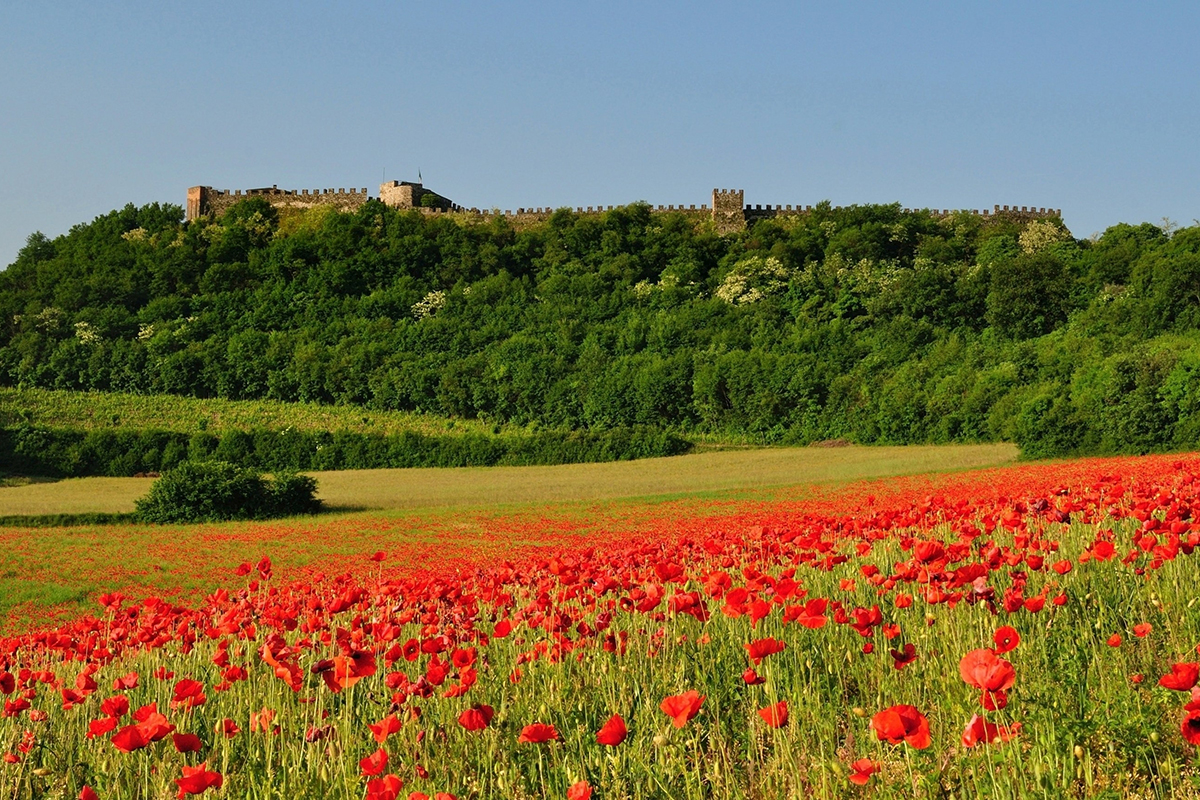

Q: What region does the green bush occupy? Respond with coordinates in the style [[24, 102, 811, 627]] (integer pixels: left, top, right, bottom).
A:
[[133, 461, 321, 523]]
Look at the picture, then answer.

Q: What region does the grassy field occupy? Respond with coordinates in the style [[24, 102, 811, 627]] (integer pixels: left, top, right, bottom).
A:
[[0, 453, 1197, 798], [0, 442, 1018, 516], [0, 386, 512, 437]]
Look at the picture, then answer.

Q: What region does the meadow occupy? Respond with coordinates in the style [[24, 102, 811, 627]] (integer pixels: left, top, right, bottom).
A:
[[0, 388, 509, 438], [0, 452, 1197, 798]]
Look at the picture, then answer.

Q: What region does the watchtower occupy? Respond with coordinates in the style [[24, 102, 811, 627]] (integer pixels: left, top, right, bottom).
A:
[[712, 188, 745, 233]]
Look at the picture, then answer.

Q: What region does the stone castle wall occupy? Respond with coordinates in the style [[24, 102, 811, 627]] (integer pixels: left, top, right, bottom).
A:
[[187, 182, 1062, 231], [187, 186, 369, 220]]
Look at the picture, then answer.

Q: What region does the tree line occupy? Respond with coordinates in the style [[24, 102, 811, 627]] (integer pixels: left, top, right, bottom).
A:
[[3, 196, 1200, 457]]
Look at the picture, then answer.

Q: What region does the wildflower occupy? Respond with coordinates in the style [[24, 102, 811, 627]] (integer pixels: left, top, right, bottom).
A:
[[595, 713, 627, 746], [660, 690, 705, 728], [870, 704, 931, 749], [518, 723, 559, 743]]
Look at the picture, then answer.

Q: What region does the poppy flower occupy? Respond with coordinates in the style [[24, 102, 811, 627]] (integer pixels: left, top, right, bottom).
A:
[[250, 708, 276, 734], [961, 714, 1021, 747], [172, 733, 203, 753], [1183, 709, 1200, 746], [757, 700, 788, 728], [175, 762, 223, 797], [366, 775, 404, 800], [79, 787, 99, 800], [370, 713, 403, 743], [171, 679, 206, 711], [660, 690, 705, 728], [492, 620, 512, 638], [88, 717, 119, 739], [567, 782, 592, 800], [1133, 623, 1153, 638], [369, 551, 386, 562], [993, 626, 1020, 654], [1107, 634, 1122, 647], [742, 668, 766, 685], [848, 759, 879, 786], [870, 704, 931, 749], [596, 713, 627, 746], [111, 724, 149, 753], [457, 705, 495, 732], [517, 723, 559, 743], [890, 643, 918, 670], [100, 695, 129, 719], [216, 719, 240, 738], [744, 638, 786, 665], [1158, 663, 1199, 692], [0, 673, 13, 695], [360, 748, 389, 776], [959, 648, 1015, 709]]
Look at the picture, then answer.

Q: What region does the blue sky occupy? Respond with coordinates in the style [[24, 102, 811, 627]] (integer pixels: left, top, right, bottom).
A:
[[2, 1, 1198, 266]]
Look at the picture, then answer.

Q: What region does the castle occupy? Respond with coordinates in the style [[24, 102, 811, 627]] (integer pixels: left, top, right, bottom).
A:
[[186, 182, 1061, 233]]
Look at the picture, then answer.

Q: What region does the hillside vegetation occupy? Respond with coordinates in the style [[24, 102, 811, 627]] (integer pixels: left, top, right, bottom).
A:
[[4, 199, 1200, 457]]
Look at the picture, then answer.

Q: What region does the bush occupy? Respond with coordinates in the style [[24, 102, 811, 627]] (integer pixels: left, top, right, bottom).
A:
[[134, 461, 321, 523]]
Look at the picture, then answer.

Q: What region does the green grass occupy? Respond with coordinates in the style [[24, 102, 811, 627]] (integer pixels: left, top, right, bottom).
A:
[[0, 442, 1018, 516], [0, 386, 513, 437]]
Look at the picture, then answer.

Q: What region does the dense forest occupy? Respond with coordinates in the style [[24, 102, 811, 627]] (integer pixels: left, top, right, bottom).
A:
[[3, 197, 1199, 457]]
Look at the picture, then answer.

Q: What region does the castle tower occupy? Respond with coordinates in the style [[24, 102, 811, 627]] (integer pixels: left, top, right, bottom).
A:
[[186, 186, 210, 222], [712, 188, 745, 233]]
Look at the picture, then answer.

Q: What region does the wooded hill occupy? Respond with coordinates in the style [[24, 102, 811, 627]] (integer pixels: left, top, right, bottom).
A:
[[3, 198, 1199, 458]]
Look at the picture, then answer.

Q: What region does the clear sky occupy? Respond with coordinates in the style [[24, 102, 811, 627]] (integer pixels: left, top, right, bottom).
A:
[[2, 1, 1198, 266]]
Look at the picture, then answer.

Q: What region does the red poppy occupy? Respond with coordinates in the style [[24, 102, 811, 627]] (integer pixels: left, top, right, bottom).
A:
[[784, 598, 829, 629], [870, 704, 931, 749], [742, 667, 766, 685], [170, 679, 206, 711], [492, 620, 512, 638], [959, 648, 1016, 708], [1158, 662, 1199, 692], [79, 787, 99, 800], [366, 775, 404, 800], [757, 700, 788, 728], [87, 717, 119, 739], [744, 638, 786, 665], [596, 713, 627, 746], [961, 714, 1021, 747], [993, 626, 1020, 654], [360, 747, 389, 776], [369, 551, 386, 562], [1107, 634, 1122, 647], [660, 690, 705, 728], [111, 724, 149, 753], [172, 733, 203, 753], [370, 714, 403, 743], [567, 782, 592, 800], [1133, 623, 1153, 638], [216, 718, 239, 738], [890, 643, 918, 670], [100, 695, 129, 719], [1183, 709, 1200, 746], [175, 762, 223, 797], [517, 723, 559, 743], [457, 705, 495, 732], [848, 758, 879, 786]]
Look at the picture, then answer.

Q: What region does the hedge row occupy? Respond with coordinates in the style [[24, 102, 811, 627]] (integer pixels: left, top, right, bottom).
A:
[[0, 425, 692, 477]]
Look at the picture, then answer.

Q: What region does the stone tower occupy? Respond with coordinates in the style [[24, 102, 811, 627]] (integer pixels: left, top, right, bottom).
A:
[[712, 188, 745, 233]]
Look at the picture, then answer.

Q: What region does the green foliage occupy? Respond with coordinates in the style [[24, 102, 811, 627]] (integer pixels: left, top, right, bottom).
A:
[[7, 198, 1200, 460], [0, 422, 691, 477], [132, 460, 320, 523]]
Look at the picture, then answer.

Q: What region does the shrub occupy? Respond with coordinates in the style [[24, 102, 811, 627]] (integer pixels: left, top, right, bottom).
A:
[[133, 461, 321, 523]]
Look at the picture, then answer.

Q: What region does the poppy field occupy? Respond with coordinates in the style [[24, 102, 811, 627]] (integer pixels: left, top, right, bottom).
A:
[[1, 454, 1199, 799]]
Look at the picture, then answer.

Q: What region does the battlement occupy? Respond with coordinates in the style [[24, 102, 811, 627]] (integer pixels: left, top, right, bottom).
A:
[[186, 185, 369, 220], [186, 182, 1062, 231]]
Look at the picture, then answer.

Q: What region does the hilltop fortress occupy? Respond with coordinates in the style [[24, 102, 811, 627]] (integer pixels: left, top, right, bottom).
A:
[[186, 181, 1061, 233]]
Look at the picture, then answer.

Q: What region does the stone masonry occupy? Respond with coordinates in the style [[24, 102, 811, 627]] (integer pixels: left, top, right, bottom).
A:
[[186, 181, 1062, 232]]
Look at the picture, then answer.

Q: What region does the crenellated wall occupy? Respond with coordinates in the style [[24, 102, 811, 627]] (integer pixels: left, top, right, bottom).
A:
[[186, 186, 370, 221], [187, 181, 1062, 231]]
